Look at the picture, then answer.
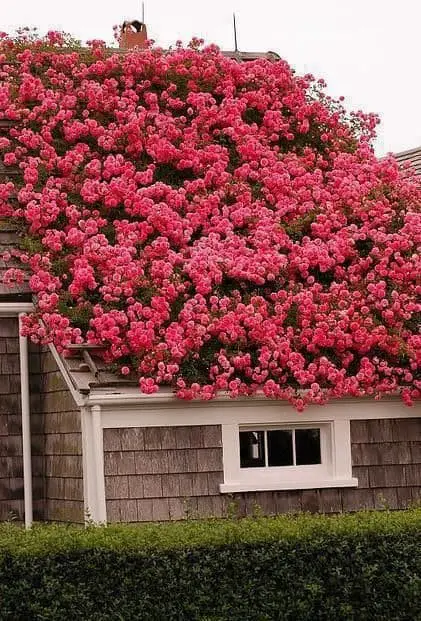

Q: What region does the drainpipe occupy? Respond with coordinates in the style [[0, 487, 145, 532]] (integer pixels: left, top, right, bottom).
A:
[[19, 313, 32, 529]]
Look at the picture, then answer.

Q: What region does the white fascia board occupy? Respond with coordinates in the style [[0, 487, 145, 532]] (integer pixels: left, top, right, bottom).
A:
[[86, 387, 404, 408], [0, 302, 34, 315], [99, 396, 419, 429]]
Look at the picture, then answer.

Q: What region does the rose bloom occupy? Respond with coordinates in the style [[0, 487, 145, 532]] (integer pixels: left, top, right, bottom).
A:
[[0, 31, 419, 409]]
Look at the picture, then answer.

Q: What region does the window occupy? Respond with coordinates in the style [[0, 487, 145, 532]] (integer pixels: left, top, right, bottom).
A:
[[220, 417, 357, 493], [240, 428, 321, 469]]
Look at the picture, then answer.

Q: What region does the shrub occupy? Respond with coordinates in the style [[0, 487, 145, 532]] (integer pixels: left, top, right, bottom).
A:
[[0, 509, 420, 620]]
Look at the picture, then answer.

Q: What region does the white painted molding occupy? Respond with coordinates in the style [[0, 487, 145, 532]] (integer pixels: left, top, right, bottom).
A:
[[81, 405, 107, 524], [0, 302, 33, 316], [219, 417, 357, 494], [220, 479, 358, 493], [100, 398, 419, 429], [91, 405, 107, 523], [80, 406, 93, 522], [87, 388, 407, 408]]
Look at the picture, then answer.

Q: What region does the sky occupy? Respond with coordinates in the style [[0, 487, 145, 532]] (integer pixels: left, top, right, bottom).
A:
[[3, 0, 421, 156]]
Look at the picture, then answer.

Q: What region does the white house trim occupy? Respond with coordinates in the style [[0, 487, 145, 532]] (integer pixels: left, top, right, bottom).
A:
[[81, 405, 107, 523], [92, 405, 107, 522], [86, 388, 407, 408], [220, 479, 359, 493], [0, 302, 33, 316], [219, 418, 357, 493], [98, 397, 418, 428]]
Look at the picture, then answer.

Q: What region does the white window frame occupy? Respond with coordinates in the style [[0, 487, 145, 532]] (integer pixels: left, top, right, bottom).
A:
[[220, 418, 358, 493]]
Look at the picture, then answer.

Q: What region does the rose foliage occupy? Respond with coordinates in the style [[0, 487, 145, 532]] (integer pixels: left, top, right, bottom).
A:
[[0, 32, 420, 409]]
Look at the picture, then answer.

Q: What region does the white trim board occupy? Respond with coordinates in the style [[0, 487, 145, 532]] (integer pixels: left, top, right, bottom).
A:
[[0, 302, 33, 316], [87, 388, 406, 407], [81, 406, 107, 523], [100, 398, 419, 429]]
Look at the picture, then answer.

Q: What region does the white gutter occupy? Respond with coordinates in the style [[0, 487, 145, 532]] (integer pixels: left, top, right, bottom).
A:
[[0, 303, 33, 528], [86, 387, 402, 408]]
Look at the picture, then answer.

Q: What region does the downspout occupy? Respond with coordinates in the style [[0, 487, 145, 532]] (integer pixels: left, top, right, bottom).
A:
[[18, 313, 32, 529]]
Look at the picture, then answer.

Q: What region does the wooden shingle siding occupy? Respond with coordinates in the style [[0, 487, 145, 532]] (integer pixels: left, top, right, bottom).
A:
[[104, 418, 421, 522], [348, 418, 420, 506], [0, 318, 24, 520], [0, 162, 19, 176], [104, 425, 225, 522], [29, 345, 84, 523]]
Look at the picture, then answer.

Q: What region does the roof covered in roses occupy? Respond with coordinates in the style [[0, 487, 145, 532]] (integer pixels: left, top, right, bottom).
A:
[[0, 32, 420, 409]]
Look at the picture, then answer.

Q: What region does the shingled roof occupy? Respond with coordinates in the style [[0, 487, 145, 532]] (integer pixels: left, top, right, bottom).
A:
[[0, 223, 31, 301], [394, 145, 421, 176]]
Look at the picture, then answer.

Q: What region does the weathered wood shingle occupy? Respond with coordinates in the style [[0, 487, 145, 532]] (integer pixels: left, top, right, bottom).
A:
[[105, 417, 421, 523], [395, 145, 421, 176]]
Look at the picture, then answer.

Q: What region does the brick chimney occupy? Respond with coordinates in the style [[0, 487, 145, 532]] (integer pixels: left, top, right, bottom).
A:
[[119, 20, 148, 50]]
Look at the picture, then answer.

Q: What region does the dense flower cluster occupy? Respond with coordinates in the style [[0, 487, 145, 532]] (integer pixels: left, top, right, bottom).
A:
[[0, 32, 420, 408]]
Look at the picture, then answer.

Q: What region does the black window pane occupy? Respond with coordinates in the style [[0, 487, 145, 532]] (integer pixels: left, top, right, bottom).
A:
[[240, 431, 265, 468], [267, 430, 293, 466], [295, 429, 321, 465]]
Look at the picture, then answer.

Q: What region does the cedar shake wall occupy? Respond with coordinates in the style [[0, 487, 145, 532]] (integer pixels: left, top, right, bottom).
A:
[[1, 319, 83, 523], [104, 426, 225, 522], [104, 418, 421, 522], [31, 346, 84, 523], [0, 315, 83, 523], [0, 317, 25, 521]]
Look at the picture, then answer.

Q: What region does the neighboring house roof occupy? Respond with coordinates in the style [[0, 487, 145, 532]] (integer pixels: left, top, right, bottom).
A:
[[394, 145, 421, 176], [110, 47, 280, 61], [217, 51, 281, 61]]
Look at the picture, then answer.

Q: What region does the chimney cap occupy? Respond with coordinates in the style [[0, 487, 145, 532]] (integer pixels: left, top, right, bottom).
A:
[[122, 20, 144, 33], [119, 19, 148, 49]]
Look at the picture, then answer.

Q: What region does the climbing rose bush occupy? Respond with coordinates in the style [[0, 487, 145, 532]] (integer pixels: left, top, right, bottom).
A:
[[0, 32, 420, 409]]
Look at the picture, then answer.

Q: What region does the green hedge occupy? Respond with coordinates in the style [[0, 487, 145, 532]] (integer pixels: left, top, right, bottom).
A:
[[1, 510, 420, 620]]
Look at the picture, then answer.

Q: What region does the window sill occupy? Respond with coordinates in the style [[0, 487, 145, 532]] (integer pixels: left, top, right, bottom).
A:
[[219, 477, 358, 493]]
